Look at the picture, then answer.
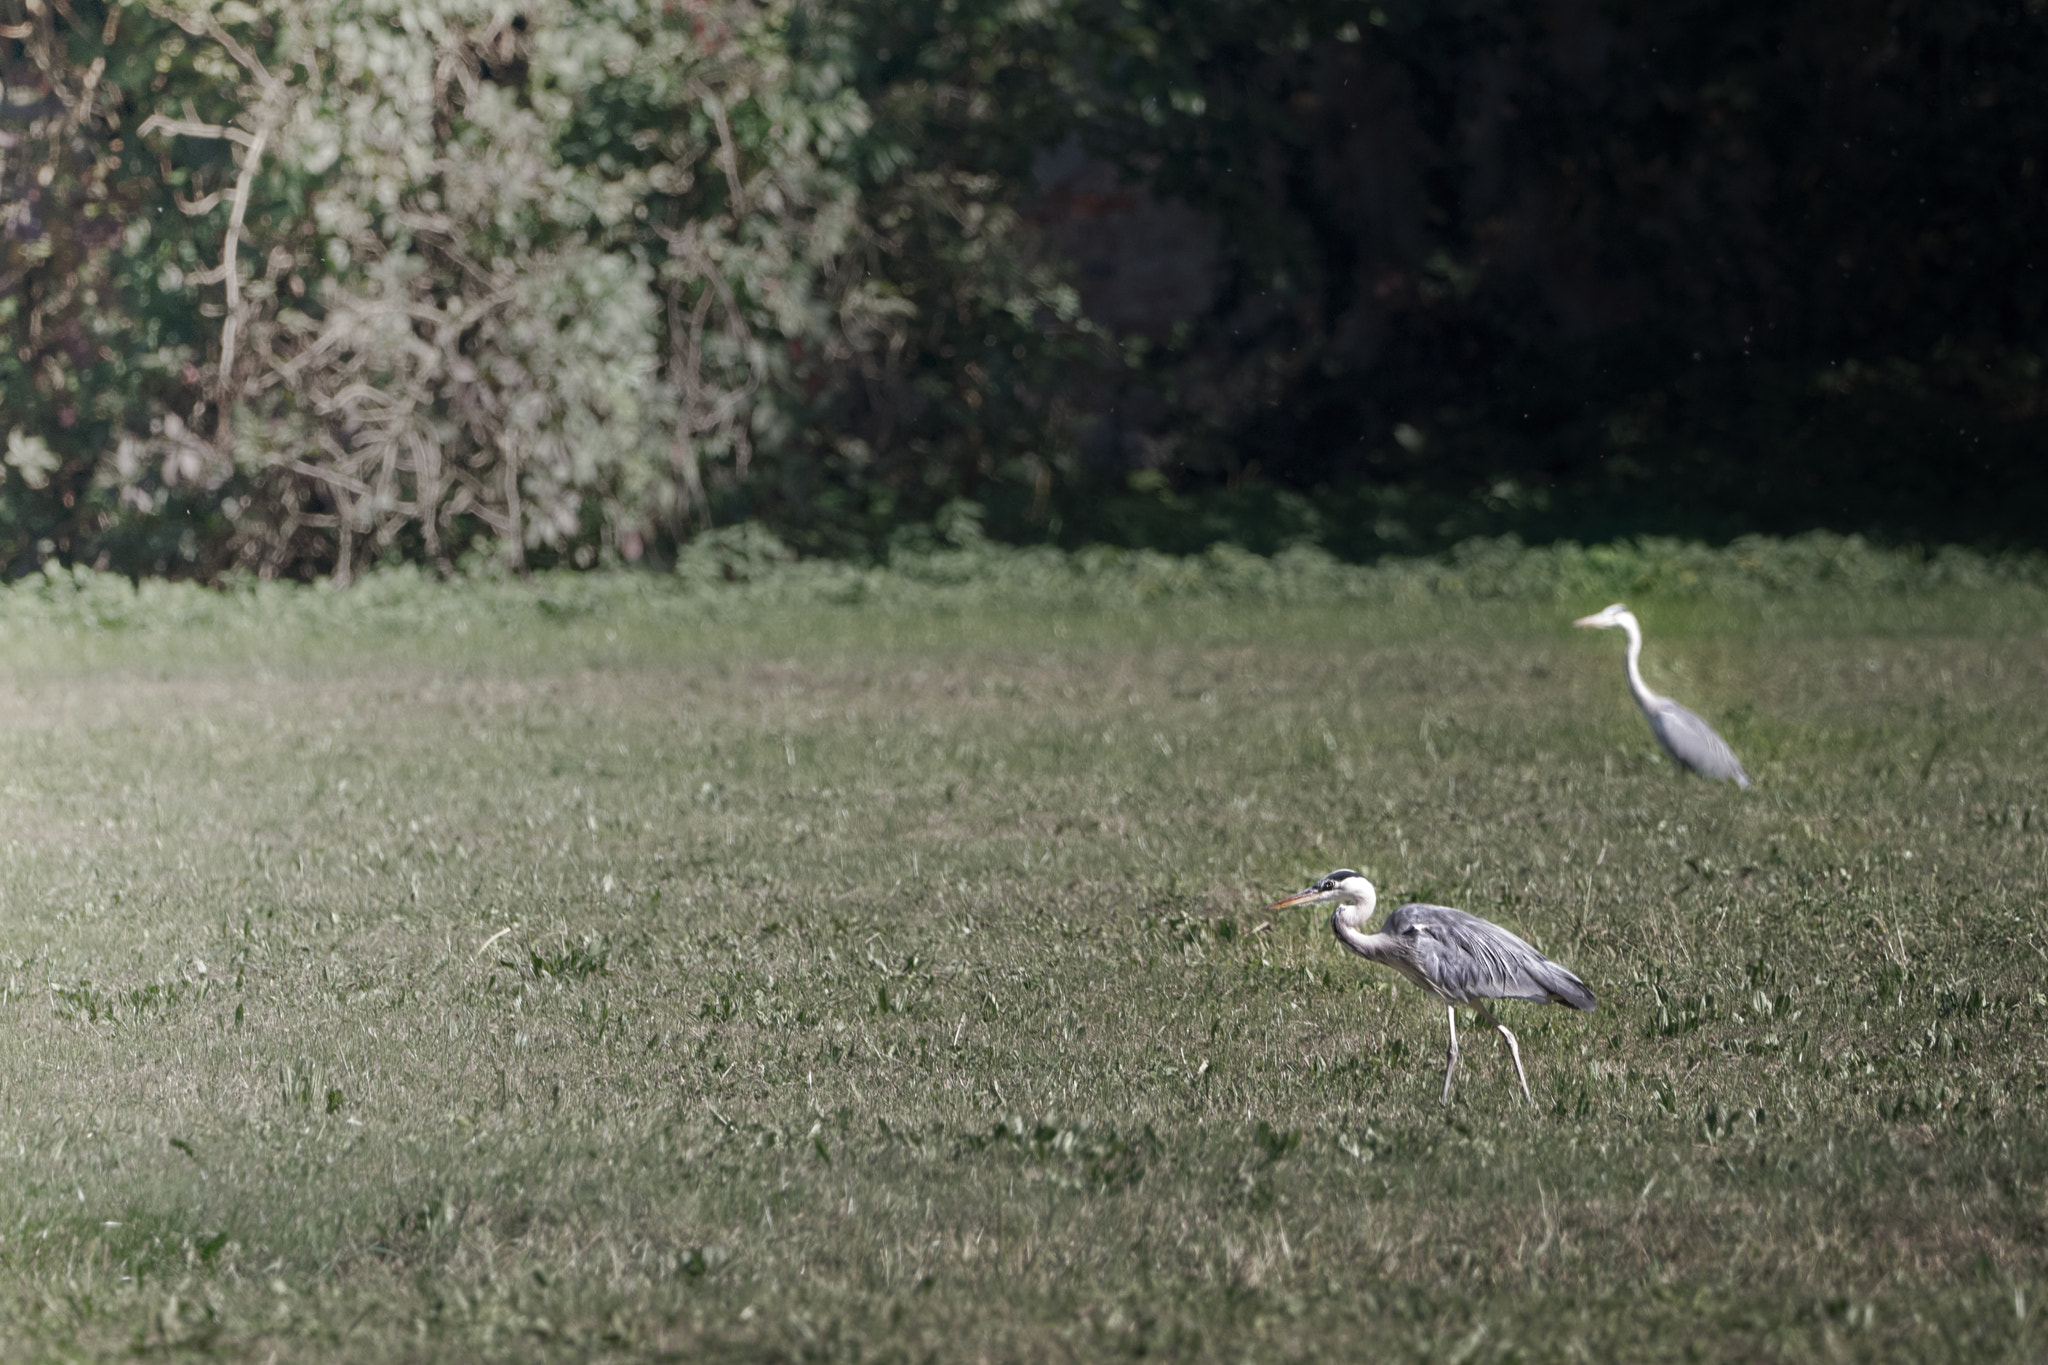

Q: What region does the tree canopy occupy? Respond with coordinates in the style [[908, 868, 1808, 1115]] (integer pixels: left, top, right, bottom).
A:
[[2, 0, 2042, 580]]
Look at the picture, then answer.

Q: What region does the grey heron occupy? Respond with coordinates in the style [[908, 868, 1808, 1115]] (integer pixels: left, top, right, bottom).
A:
[[1264, 870, 1595, 1104], [1574, 602, 1751, 787]]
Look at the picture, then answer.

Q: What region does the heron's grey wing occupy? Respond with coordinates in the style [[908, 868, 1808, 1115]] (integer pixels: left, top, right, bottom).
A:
[[1390, 904, 1597, 1010], [1648, 699, 1751, 787]]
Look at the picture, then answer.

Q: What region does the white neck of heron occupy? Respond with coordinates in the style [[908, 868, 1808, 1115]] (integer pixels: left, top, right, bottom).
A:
[[1619, 615, 1657, 711], [1330, 895, 1389, 962]]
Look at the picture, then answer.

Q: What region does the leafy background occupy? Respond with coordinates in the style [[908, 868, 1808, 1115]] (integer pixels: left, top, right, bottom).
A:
[[3, 0, 2043, 581]]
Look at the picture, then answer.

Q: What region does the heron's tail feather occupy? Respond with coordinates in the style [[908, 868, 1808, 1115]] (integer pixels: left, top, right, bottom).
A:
[[1540, 961, 1597, 1011]]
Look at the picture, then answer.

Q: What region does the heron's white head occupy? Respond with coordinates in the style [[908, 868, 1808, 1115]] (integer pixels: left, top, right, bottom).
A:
[[1264, 869, 1377, 927], [1573, 602, 1636, 631]]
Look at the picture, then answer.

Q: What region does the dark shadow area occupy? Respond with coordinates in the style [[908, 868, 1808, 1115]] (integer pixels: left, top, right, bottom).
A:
[[946, 0, 2048, 558]]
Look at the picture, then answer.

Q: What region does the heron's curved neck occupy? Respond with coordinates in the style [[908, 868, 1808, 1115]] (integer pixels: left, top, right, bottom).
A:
[[1333, 917, 1396, 963], [1332, 905, 1427, 995], [1330, 890, 1388, 961], [1619, 616, 1658, 711]]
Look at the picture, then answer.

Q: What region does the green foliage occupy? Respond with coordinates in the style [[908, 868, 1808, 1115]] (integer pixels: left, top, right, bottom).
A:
[[6, 0, 2047, 579], [0, 0, 230, 571], [123, 0, 880, 580], [0, 532, 2040, 655], [3, 0, 1083, 578]]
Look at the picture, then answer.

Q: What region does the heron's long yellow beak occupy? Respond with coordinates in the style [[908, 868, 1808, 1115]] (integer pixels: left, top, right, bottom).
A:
[[1261, 888, 1327, 914], [1571, 613, 1605, 628]]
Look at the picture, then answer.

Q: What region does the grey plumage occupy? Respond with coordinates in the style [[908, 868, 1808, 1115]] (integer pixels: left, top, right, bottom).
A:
[[1264, 870, 1596, 1104], [1642, 695, 1749, 785], [1363, 901, 1598, 1012], [1575, 602, 1751, 787]]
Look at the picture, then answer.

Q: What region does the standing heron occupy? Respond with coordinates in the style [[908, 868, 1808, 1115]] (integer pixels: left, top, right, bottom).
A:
[[1574, 602, 1751, 787], [1264, 870, 1595, 1104]]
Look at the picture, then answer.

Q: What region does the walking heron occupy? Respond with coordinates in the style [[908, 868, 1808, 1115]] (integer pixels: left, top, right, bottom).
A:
[[1574, 602, 1751, 787], [1264, 870, 1596, 1104]]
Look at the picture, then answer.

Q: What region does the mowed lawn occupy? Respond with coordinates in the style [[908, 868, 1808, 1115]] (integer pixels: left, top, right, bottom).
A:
[[0, 589, 2043, 1361]]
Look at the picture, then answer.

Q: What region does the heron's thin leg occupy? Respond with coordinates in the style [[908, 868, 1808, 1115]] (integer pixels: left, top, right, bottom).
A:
[[1475, 1003, 1531, 1104], [1440, 1005, 1460, 1105]]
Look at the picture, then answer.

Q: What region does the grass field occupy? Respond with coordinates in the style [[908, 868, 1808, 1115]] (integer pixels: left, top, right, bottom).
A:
[[0, 582, 2044, 1361]]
